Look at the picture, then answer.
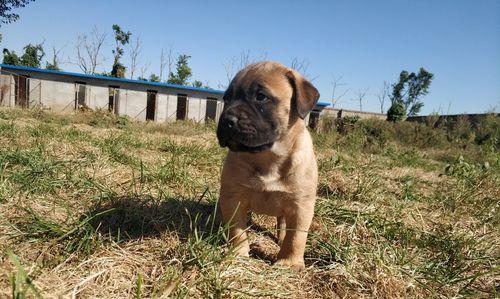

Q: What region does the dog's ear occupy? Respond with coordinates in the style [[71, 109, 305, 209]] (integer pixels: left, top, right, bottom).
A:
[[286, 70, 320, 119]]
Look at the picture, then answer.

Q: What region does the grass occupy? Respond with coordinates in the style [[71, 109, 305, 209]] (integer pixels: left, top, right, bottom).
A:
[[0, 107, 498, 298]]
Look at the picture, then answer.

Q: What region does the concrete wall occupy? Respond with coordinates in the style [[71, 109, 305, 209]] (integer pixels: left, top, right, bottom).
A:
[[88, 85, 109, 110], [407, 113, 499, 127], [39, 79, 75, 112], [0, 74, 12, 106], [0, 67, 225, 123], [164, 94, 178, 121], [188, 96, 207, 122], [322, 108, 386, 120]]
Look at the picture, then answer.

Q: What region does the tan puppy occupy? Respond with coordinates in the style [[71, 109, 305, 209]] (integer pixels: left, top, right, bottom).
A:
[[216, 61, 320, 269]]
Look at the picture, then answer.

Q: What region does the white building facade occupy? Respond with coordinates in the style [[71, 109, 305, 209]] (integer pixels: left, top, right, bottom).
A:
[[0, 64, 224, 123]]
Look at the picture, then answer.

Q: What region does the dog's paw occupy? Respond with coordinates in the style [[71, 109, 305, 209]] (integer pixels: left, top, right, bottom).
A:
[[274, 258, 305, 271]]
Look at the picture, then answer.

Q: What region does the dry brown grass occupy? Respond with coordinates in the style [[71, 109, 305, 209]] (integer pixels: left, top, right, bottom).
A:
[[0, 107, 498, 298]]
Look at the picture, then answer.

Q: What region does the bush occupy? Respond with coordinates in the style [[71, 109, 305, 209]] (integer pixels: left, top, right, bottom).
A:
[[315, 112, 498, 160], [387, 101, 406, 122], [473, 113, 499, 149]]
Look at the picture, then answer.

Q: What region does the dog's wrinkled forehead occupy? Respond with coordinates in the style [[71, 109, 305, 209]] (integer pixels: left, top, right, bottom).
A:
[[226, 62, 293, 102]]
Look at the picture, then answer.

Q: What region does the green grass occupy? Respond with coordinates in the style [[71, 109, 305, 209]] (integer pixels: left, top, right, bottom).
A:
[[0, 107, 498, 298]]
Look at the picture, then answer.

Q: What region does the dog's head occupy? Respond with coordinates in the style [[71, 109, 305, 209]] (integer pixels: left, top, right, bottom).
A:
[[217, 61, 320, 153]]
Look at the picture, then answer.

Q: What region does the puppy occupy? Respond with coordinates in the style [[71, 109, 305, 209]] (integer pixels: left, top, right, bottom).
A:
[[216, 61, 319, 270]]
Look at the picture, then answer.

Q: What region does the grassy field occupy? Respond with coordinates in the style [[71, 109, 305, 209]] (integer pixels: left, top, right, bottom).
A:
[[0, 107, 498, 298]]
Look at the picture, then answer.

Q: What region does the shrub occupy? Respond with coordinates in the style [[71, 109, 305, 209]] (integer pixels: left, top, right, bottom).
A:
[[387, 101, 406, 122]]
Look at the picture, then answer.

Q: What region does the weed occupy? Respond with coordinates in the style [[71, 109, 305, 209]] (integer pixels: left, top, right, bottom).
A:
[[7, 251, 42, 299]]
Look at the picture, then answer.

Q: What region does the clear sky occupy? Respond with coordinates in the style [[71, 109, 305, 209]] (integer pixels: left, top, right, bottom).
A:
[[1, 0, 499, 114]]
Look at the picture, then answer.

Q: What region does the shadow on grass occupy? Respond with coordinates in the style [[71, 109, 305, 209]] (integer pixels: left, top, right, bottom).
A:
[[84, 195, 281, 263], [85, 195, 221, 241]]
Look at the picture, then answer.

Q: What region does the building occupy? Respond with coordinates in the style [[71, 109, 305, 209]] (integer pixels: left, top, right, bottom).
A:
[[0, 64, 225, 123], [0, 64, 333, 126]]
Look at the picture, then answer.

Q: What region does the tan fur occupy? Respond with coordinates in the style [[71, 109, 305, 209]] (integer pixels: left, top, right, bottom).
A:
[[219, 62, 319, 270]]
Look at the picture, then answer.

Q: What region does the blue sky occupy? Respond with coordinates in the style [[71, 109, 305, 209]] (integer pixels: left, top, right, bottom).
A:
[[1, 0, 499, 114]]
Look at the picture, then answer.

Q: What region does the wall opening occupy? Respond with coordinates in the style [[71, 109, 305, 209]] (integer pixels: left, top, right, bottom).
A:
[[74, 82, 87, 109], [308, 110, 320, 130], [15, 75, 29, 108], [176, 94, 188, 120], [146, 90, 157, 121], [205, 97, 218, 122], [108, 86, 120, 114]]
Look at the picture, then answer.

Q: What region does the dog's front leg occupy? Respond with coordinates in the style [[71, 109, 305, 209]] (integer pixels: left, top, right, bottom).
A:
[[276, 206, 314, 270], [220, 196, 250, 257], [276, 216, 286, 245]]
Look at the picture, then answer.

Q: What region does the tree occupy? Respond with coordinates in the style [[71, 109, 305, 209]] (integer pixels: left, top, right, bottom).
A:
[[3, 42, 44, 67], [128, 35, 141, 79], [330, 75, 350, 108], [45, 45, 64, 70], [167, 54, 192, 85], [2, 48, 19, 65], [149, 73, 160, 82], [111, 24, 131, 78], [375, 81, 390, 114], [19, 43, 44, 67], [353, 88, 369, 111], [387, 68, 434, 121], [221, 50, 267, 87], [139, 61, 150, 80], [75, 26, 107, 74], [0, 0, 35, 24], [159, 45, 173, 81], [386, 101, 406, 122], [192, 80, 203, 88]]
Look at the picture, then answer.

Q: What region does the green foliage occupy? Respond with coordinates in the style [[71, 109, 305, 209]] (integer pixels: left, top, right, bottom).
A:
[[388, 68, 434, 121], [473, 113, 500, 148], [149, 73, 160, 82], [111, 24, 131, 78], [2, 48, 19, 65], [387, 100, 406, 122], [444, 155, 491, 180], [167, 54, 192, 86], [20, 43, 44, 68], [192, 80, 203, 88], [0, 0, 35, 24], [3, 43, 44, 67], [111, 62, 126, 78]]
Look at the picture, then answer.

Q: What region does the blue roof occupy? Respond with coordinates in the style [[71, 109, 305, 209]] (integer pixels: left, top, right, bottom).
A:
[[1, 64, 333, 107], [0, 64, 225, 95]]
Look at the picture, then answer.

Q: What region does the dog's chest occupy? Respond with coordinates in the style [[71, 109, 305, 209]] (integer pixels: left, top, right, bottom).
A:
[[244, 167, 293, 194]]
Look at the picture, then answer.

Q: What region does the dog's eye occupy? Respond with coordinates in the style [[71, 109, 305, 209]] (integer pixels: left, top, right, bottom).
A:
[[255, 92, 268, 102]]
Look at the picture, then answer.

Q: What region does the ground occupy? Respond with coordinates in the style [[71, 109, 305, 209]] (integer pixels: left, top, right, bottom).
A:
[[0, 108, 498, 298]]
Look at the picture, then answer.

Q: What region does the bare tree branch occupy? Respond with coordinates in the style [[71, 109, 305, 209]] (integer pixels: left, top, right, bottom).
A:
[[47, 42, 67, 69], [128, 36, 141, 79], [140, 61, 151, 79], [74, 26, 107, 74], [290, 57, 319, 82], [330, 75, 350, 108], [222, 56, 237, 86], [375, 81, 390, 114], [221, 49, 269, 87], [353, 88, 369, 111], [159, 45, 174, 81], [290, 57, 310, 78]]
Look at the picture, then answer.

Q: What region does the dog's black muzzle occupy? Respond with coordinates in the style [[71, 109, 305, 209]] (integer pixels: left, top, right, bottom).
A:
[[217, 110, 276, 153]]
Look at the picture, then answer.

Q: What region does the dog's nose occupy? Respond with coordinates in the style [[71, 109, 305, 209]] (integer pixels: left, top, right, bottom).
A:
[[225, 115, 238, 128]]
